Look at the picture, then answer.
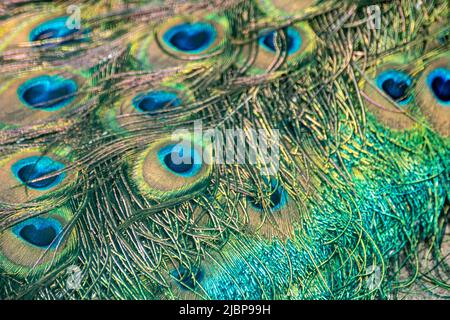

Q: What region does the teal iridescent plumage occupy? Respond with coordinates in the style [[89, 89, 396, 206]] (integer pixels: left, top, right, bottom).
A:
[[0, 0, 448, 301]]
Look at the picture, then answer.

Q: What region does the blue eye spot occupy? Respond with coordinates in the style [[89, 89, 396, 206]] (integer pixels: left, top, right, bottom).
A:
[[11, 156, 66, 190], [132, 91, 181, 113], [375, 70, 412, 105], [249, 178, 288, 212], [162, 22, 217, 53], [426, 68, 450, 106], [17, 75, 78, 111], [157, 144, 202, 177], [437, 31, 448, 45], [12, 217, 63, 248], [259, 27, 302, 55], [170, 265, 203, 290], [29, 16, 86, 46]]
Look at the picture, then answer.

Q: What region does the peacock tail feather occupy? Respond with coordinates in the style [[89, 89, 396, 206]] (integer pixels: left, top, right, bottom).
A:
[[0, 0, 448, 300]]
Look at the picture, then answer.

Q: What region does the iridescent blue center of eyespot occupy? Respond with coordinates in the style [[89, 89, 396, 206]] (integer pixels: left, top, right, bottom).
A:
[[11, 156, 66, 190], [162, 22, 217, 53], [12, 217, 63, 249], [157, 144, 202, 177], [17, 75, 78, 111], [259, 27, 302, 55], [437, 30, 448, 45], [170, 265, 203, 290], [249, 178, 288, 212], [426, 68, 450, 106], [132, 91, 181, 113], [29, 16, 82, 46], [375, 69, 412, 105]]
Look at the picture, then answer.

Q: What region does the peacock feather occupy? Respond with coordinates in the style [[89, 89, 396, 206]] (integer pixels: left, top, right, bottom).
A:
[[0, 0, 448, 300]]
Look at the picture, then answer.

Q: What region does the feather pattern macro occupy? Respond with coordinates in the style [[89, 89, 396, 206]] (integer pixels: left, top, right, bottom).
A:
[[0, 0, 448, 300]]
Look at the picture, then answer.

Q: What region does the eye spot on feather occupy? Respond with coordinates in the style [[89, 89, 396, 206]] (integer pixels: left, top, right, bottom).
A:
[[134, 16, 227, 70], [426, 68, 450, 105], [243, 178, 299, 240], [13, 217, 62, 249], [375, 70, 412, 105], [162, 22, 217, 54], [437, 33, 448, 45], [360, 55, 418, 130], [170, 265, 203, 290], [249, 178, 288, 212], [132, 90, 181, 113], [29, 16, 88, 47], [415, 54, 450, 136], [248, 22, 315, 72], [0, 206, 77, 277], [157, 144, 202, 177], [11, 156, 66, 190], [132, 136, 212, 200], [17, 75, 78, 111], [258, 27, 302, 56]]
